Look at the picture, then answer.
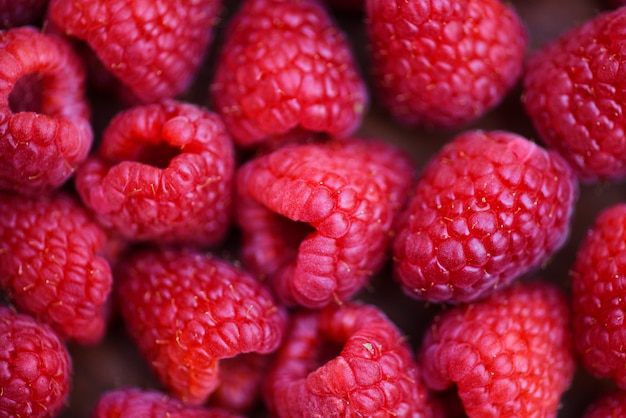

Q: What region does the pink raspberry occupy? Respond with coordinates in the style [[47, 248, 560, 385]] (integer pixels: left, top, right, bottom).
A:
[[0, 306, 72, 418], [393, 130, 577, 303], [211, 0, 368, 147], [571, 204, 626, 388], [419, 281, 575, 417], [48, 0, 223, 104], [365, 0, 527, 129], [522, 7, 626, 182], [75, 101, 235, 247], [0, 26, 92, 195], [117, 247, 286, 406], [236, 138, 414, 308], [265, 303, 436, 417], [584, 390, 626, 418], [0, 192, 113, 344]]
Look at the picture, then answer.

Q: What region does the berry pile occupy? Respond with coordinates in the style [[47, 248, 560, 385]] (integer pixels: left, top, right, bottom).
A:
[[1, 0, 625, 417]]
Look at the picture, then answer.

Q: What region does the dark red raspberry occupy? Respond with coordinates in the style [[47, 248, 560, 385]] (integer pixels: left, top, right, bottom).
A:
[[75, 101, 235, 247], [265, 302, 436, 417], [571, 204, 626, 388], [0, 306, 72, 418], [0, 26, 92, 195], [210, 0, 368, 147], [419, 281, 575, 417], [393, 130, 577, 303], [0, 192, 113, 344], [584, 390, 626, 418], [236, 138, 414, 308], [0, 0, 48, 28], [117, 247, 286, 406], [365, 0, 527, 129], [522, 7, 626, 182], [48, 0, 223, 104], [93, 388, 242, 418]]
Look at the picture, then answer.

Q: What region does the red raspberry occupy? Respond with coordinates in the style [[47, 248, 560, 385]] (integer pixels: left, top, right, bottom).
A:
[[584, 390, 626, 418], [0, 26, 92, 195], [117, 247, 286, 406], [0, 306, 72, 418], [0, 0, 48, 28], [210, 0, 368, 147], [93, 388, 242, 418], [570, 204, 626, 388], [48, 0, 222, 104], [522, 8, 626, 182], [393, 130, 577, 303], [236, 138, 414, 308], [419, 281, 575, 417], [75, 101, 235, 247], [265, 303, 436, 417], [365, 0, 527, 129], [0, 192, 113, 344]]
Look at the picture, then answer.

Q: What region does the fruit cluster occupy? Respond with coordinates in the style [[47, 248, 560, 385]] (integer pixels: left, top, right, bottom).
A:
[[0, 0, 625, 417]]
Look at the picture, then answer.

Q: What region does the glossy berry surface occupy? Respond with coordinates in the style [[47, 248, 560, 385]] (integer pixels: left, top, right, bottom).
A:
[[584, 390, 626, 418], [393, 130, 577, 303]]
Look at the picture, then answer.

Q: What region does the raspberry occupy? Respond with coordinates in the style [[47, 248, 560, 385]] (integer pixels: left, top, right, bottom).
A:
[[0, 192, 113, 344], [0, 306, 72, 418], [48, 0, 222, 104], [117, 247, 286, 405], [584, 390, 626, 418], [570, 204, 626, 388], [93, 388, 242, 418], [393, 130, 577, 303], [265, 302, 435, 417], [522, 8, 626, 182], [365, 0, 527, 129], [0, 0, 48, 28], [75, 101, 235, 247], [210, 0, 368, 147], [236, 138, 414, 308], [419, 281, 575, 417], [0, 26, 92, 195]]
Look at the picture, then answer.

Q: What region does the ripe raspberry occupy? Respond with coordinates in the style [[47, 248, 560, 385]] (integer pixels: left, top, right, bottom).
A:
[[570, 204, 626, 388], [0, 0, 48, 28], [265, 302, 435, 418], [0, 306, 72, 418], [236, 138, 414, 308], [0, 26, 92, 195], [48, 0, 222, 104], [419, 281, 575, 417], [0, 192, 113, 344], [93, 388, 242, 418], [117, 247, 286, 406], [522, 8, 626, 182], [210, 0, 368, 147], [584, 390, 626, 418], [393, 130, 577, 303], [365, 0, 527, 129], [75, 101, 235, 247]]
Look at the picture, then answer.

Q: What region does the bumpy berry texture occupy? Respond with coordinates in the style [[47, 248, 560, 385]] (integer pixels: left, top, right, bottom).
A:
[[523, 8, 626, 182], [211, 0, 368, 147], [236, 138, 414, 308], [0, 306, 72, 418], [117, 247, 286, 406], [265, 303, 435, 418], [75, 101, 235, 247], [48, 0, 222, 104], [0, 0, 48, 28], [570, 204, 626, 388], [93, 388, 242, 418], [584, 390, 626, 418], [393, 130, 577, 303], [0, 192, 113, 344], [0, 26, 92, 195], [366, 0, 526, 129], [419, 281, 575, 417]]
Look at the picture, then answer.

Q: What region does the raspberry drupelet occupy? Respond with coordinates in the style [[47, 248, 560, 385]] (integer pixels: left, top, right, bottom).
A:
[[75, 101, 235, 247], [393, 130, 577, 303], [264, 302, 436, 418], [236, 138, 414, 308], [419, 281, 575, 417], [117, 247, 286, 406], [211, 0, 368, 147], [584, 390, 626, 418], [0, 26, 92, 195]]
